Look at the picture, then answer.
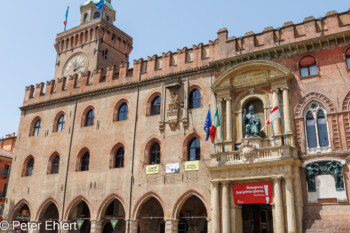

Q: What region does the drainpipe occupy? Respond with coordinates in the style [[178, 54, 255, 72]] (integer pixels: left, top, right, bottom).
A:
[[318, 17, 324, 36], [127, 86, 140, 233], [277, 27, 281, 46], [60, 99, 78, 231]]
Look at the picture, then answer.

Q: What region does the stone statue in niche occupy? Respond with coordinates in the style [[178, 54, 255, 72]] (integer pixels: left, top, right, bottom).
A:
[[243, 105, 261, 137], [168, 91, 180, 115], [327, 161, 345, 191], [305, 163, 320, 192]]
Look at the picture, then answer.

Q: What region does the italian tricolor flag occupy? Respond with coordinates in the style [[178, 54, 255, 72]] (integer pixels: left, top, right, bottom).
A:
[[209, 106, 221, 143], [63, 7, 69, 26]]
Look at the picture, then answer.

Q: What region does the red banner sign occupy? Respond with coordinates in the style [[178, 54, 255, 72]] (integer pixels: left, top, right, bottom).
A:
[[232, 182, 273, 205]]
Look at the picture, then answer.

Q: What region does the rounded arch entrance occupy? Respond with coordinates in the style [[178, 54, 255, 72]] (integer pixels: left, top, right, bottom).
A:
[[98, 196, 126, 233], [135, 196, 165, 233], [66, 199, 91, 233], [174, 194, 208, 233]]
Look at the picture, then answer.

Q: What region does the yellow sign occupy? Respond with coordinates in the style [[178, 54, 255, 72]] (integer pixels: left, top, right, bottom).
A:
[[146, 164, 159, 174], [185, 161, 199, 171], [233, 71, 268, 86]]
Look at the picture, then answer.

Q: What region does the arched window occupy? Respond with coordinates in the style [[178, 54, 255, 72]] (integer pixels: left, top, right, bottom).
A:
[[345, 48, 350, 69], [304, 103, 330, 153], [150, 143, 160, 165], [83, 13, 88, 23], [114, 148, 125, 168], [56, 115, 65, 132], [102, 49, 109, 60], [151, 96, 161, 116], [93, 12, 100, 19], [118, 103, 128, 121], [299, 55, 318, 77], [188, 138, 200, 161], [33, 119, 41, 136], [81, 152, 90, 171], [106, 16, 110, 22], [26, 158, 34, 177], [189, 89, 201, 109], [85, 109, 95, 127], [50, 155, 60, 174]]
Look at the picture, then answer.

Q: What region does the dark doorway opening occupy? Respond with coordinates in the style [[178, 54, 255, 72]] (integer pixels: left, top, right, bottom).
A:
[[177, 196, 208, 233], [242, 204, 273, 233], [137, 197, 165, 233]]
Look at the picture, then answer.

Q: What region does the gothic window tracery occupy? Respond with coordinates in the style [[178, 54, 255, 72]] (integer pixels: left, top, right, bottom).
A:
[[304, 102, 330, 154]]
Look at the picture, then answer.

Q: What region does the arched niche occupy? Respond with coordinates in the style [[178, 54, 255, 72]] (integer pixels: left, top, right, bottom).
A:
[[233, 89, 270, 143], [212, 60, 291, 145]]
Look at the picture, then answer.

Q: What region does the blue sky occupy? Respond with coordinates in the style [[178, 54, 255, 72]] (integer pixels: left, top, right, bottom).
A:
[[0, 0, 349, 137]]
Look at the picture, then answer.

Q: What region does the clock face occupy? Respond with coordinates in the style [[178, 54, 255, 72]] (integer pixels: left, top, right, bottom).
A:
[[63, 54, 88, 88]]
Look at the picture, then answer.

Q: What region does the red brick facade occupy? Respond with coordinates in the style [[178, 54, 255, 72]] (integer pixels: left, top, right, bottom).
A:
[[5, 2, 350, 233]]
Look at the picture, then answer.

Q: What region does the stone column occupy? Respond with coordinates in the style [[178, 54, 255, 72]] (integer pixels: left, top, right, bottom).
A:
[[293, 166, 303, 233], [225, 97, 233, 141], [285, 176, 297, 233], [221, 182, 231, 233], [272, 89, 282, 145], [272, 89, 282, 134], [272, 177, 285, 233], [90, 220, 102, 233], [230, 181, 243, 233], [126, 219, 139, 233], [282, 87, 292, 134], [217, 99, 224, 142], [211, 182, 220, 233], [165, 219, 179, 233], [230, 205, 243, 233]]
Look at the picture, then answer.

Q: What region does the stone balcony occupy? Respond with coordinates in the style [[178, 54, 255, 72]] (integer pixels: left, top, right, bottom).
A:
[[210, 145, 298, 167]]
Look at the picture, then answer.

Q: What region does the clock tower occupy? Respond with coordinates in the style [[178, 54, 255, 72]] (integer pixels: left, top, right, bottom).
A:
[[53, 0, 133, 87]]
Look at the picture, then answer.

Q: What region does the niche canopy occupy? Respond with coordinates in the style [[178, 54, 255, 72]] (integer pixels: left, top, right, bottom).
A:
[[212, 60, 292, 91]]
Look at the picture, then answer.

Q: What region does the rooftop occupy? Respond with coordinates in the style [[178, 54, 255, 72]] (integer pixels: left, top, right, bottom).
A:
[[0, 148, 13, 160]]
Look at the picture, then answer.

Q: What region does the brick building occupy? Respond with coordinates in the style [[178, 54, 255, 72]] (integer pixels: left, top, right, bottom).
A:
[[0, 133, 15, 221], [4, 1, 350, 233]]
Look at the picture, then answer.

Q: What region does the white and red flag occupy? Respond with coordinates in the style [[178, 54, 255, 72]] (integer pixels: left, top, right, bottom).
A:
[[209, 106, 221, 143], [261, 99, 281, 131]]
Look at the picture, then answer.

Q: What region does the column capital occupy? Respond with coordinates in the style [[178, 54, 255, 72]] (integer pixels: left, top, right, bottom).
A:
[[164, 218, 179, 223], [272, 175, 283, 181], [210, 180, 220, 185], [271, 89, 280, 94], [224, 97, 232, 101], [283, 175, 294, 181], [221, 180, 231, 185], [218, 98, 225, 103], [281, 86, 290, 91]]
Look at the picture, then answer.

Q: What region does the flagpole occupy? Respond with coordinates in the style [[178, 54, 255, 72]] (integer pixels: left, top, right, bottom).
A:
[[64, 6, 69, 32], [218, 104, 225, 153], [267, 94, 276, 146], [209, 104, 216, 153], [101, 0, 105, 19], [277, 92, 287, 145]]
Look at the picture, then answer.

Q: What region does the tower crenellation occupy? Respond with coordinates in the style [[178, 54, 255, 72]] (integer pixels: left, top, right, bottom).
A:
[[23, 7, 350, 108]]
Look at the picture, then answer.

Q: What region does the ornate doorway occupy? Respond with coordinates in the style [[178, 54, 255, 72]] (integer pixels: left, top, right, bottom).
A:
[[242, 204, 273, 233]]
